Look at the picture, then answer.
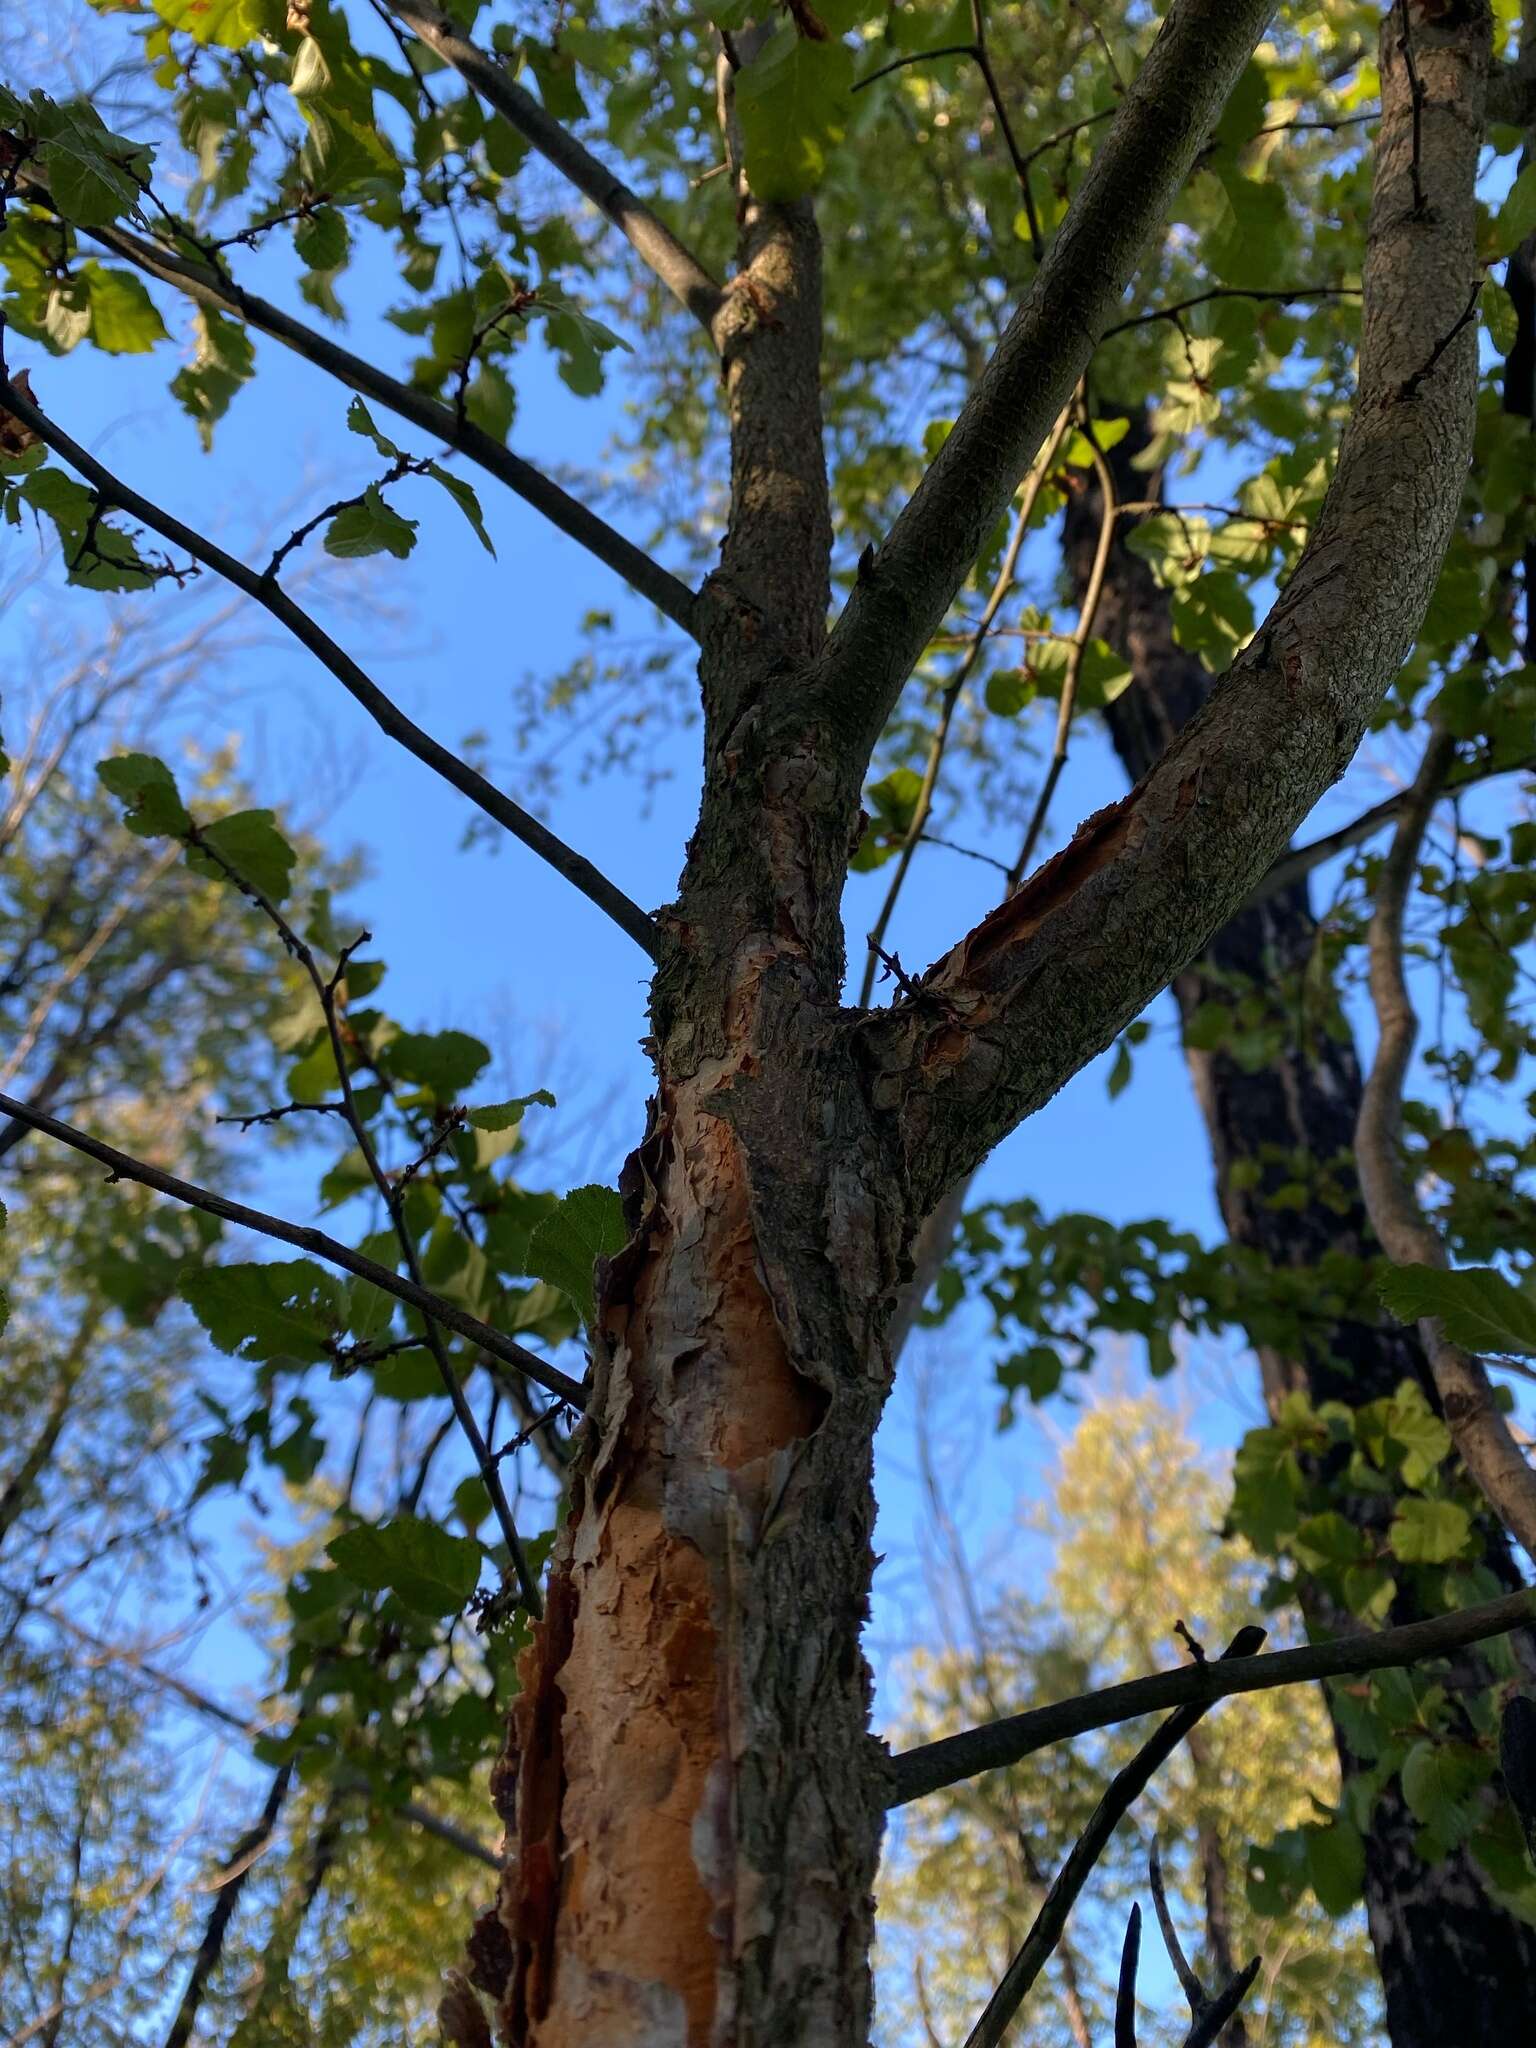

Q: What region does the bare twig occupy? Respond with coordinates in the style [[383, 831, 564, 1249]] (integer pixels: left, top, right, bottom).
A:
[[0, 1086, 586, 1408], [0, 366, 659, 960], [1006, 417, 1117, 888], [959, 1626, 1267, 2048], [888, 1586, 1536, 1805], [857, 403, 1074, 1006], [1102, 284, 1358, 338]]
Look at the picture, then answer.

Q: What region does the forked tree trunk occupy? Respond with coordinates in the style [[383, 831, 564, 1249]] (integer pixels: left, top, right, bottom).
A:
[[453, 7, 1492, 2040], [1065, 418, 1536, 2048]]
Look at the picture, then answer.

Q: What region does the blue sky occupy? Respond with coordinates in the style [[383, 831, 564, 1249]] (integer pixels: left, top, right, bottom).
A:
[[10, 16, 1506, 2030]]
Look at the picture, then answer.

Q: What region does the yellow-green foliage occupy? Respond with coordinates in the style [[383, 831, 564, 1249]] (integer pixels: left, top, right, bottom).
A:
[[877, 1396, 1380, 2047]]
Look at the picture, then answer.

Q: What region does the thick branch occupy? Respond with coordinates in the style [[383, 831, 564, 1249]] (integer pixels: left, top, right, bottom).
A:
[[1356, 729, 1536, 1562], [0, 1088, 586, 1408], [862, 1, 1490, 1217], [815, 0, 1277, 757], [384, 0, 724, 333], [34, 195, 702, 639], [887, 1583, 1536, 1807], [0, 372, 659, 959]]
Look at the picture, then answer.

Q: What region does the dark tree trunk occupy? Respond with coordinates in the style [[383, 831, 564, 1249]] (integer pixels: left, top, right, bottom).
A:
[[1064, 419, 1536, 2048]]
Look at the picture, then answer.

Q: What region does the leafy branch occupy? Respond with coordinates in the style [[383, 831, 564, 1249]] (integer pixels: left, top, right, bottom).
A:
[[0, 362, 660, 959], [0, 1083, 586, 1408]]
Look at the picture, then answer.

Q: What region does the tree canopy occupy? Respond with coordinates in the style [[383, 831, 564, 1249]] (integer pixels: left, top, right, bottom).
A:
[[4, 2, 1536, 2044]]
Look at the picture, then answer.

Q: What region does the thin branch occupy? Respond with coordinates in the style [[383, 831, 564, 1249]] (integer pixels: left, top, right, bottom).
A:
[[1114, 1905, 1142, 2048], [1147, 1843, 1203, 2015], [1355, 728, 1536, 1563], [0, 1086, 586, 1408], [968, 0, 1042, 258], [27, 191, 702, 638], [1006, 419, 1117, 888], [1101, 284, 1358, 338], [857, 404, 1073, 1006], [384, 0, 723, 333], [959, 1626, 1267, 2048], [887, 1584, 1536, 1806], [161, 1765, 294, 2048], [0, 367, 659, 960], [187, 830, 543, 1617], [853, 44, 977, 93], [1247, 749, 1536, 907]]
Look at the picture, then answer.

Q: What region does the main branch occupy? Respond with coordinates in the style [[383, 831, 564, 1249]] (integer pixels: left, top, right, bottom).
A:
[[816, 0, 1277, 757], [862, 1, 1491, 1219]]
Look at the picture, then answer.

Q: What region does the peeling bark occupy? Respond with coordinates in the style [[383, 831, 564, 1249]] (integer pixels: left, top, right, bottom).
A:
[[462, 9, 1497, 2043]]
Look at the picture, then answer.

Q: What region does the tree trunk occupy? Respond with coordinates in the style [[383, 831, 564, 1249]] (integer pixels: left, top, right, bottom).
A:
[[1064, 419, 1536, 2048], [446, 10, 1494, 2041]]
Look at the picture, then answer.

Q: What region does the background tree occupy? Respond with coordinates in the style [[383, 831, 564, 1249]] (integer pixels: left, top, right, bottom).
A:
[[881, 1394, 1379, 2047], [3, 3, 1536, 2046]]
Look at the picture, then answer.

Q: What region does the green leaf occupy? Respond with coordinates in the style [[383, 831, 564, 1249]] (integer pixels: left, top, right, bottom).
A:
[[1380, 1262, 1536, 1357], [150, 0, 284, 47], [384, 1028, 491, 1098], [985, 668, 1035, 717], [81, 263, 167, 353], [525, 1183, 627, 1326], [325, 1514, 481, 1617], [1401, 1737, 1487, 1839], [96, 753, 190, 837], [344, 1275, 395, 1343], [1291, 1510, 1364, 1574], [1106, 1042, 1132, 1099], [324, 484, 418, 560], [29, 94, 154, 228], [294, 205, 349, 273], [171, 307, 255, 449], [1389, 1497, 1473, 1566], [1381, 1382, 1452, 1487], [1491, 161, 1536, 259], [344, 395, 401, 460], [466, 1090, 556, 1132], [736, 28, 853, 202], [1302, 1816, 1364, 1915], [1484, 278, 1520, 358], [426, 462, 495, 555], [181, 1260, 342, 1364], [188, 810, 297, 904], [20, 470, 163, 590]]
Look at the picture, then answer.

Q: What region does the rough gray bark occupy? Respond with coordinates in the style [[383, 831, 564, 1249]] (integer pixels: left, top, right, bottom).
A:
[[859, 2, 1487, 1218]]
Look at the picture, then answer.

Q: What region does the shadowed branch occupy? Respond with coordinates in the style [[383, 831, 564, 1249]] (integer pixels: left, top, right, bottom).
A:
[[888, 1586, 1536, 1806], [0, 1085, 586, 1409], [0, 365, 659, 959]]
